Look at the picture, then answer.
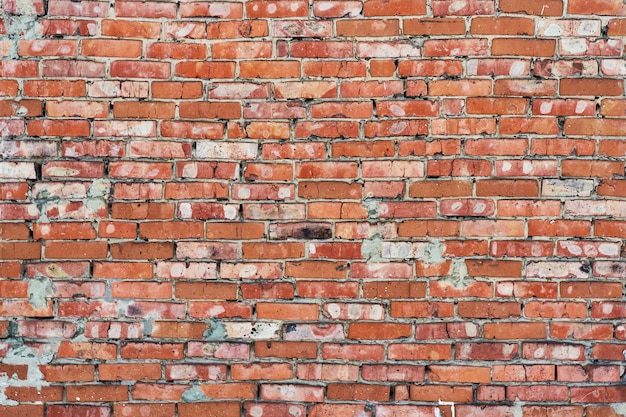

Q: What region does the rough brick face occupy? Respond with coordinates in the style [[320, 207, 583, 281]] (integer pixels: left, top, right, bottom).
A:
[[1, 0, 626, 415]]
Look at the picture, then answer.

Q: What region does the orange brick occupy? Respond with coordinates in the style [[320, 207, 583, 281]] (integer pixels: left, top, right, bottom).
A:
[[500, 0, 562, 15], [348, 323, 412, 340]]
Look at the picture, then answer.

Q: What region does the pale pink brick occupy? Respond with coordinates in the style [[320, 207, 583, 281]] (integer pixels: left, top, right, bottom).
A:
[[261, 384, 324, 402]]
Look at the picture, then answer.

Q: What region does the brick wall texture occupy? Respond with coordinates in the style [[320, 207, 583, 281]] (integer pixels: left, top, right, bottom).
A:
[[1, 0, 626, 415]]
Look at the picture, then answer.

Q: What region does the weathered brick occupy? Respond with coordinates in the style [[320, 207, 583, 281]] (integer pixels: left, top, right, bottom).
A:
[[3, 0, 626, 411]]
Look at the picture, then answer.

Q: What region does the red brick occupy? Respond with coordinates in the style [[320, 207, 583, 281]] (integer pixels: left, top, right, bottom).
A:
[[429, 365, 491, 383], [424, 39, 488, 56], [19, 40, 77, 56], [303, 61, 366, 77], [209, 20, 268, 38], [429, 79, 491, 96], [121, 342, 183, 360], [399, 60, 463, 77], [525, 302, 588, 319], [261, 384, 323, 402], [33, 222, 96, 240], [409, 385, 473, 402], [569, 0, 626, 14], [255, 341, 317, 359], [322, 343, 384, 361], [348, 323, 412, 340], [111, 282, 172, 299], [506, 385, 568, 402], [243, 242, 304, 259], [409, 180, 472, 198], [240, 60, 300, 78], [552, 322, 614, 340], [500, 0, 562, 15], [179, 102, 241, 119], [428, 158, 491, 176], [561, 79, 624, 97], [327, 383, 390, 401], [110, 242, 174, 260], [370, 60, 396, 76], [529, 220, 591, 237], [463, 219, 521, 240], [82, 39, 141, 57], [99, 363, 161, 381], [110, 61, 170, 79], [563, 160, 624, 178], [24, 80, 85, 97], [181, 2, 241, 17], [94, 120, 156, 137], [213, 41, 272, 59], [404, 18, 465, 35], [57, 342, 116, 360], [101, 19, 160, 37], [205, 222, 265, 239], [390, 301, 454, 317], [114, 404, 174, 417], [430, 280, 493, 298], [534, 59, 599, 78], [113, 101, 176, 119], [476, 179, 538, 196], [484, 322, 547, 339], [309, 404, 367, 417], [471, 17, 535, 35], [495, 80, 558, 97], [147, 42, 207, 59], [467, 98, 529, 114], [285, 261, 347, 279], [361, 364, 424, 382], [198, 383, 257, 399], [256, 303, 318, 320], [364, 0, 426, 16], [493, 365, 555, 382], [109, 162, 172, 180], [531, 138, 595, 156], [351, 262, 413, 279], [246, 0, 306, 17], [47, 405, 108, 417], [179, 403, 240, 417], [561, 282, 622, 299], [231, 363, 292, 380], [458, 302, 521, 318], [492, 39, 556, 57], [44, 241, 106, 259], [175, 62, 235, 79]]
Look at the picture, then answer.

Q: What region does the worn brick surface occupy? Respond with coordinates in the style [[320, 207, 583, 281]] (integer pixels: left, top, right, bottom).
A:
[[1, 0, 626, 414]]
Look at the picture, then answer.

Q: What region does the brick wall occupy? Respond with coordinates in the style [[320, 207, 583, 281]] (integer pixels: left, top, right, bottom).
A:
[[1, 0, 626, 415]]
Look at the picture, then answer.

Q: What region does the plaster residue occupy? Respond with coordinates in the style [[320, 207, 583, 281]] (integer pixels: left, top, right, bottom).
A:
[[361, 233, 383, 262], [612, 403, 626, 416], [423, 240, 445, 265], [203, 319, 228, 341], [34, 179, 110, 222], [363, 199, 380, 219], [182, 384, 210, 402], [512, 399, 523, 417], [28, 275, 55, 309], [1, 0, 41, 59], [0, 338, 55, 405], [443, 259, 469, 289]]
